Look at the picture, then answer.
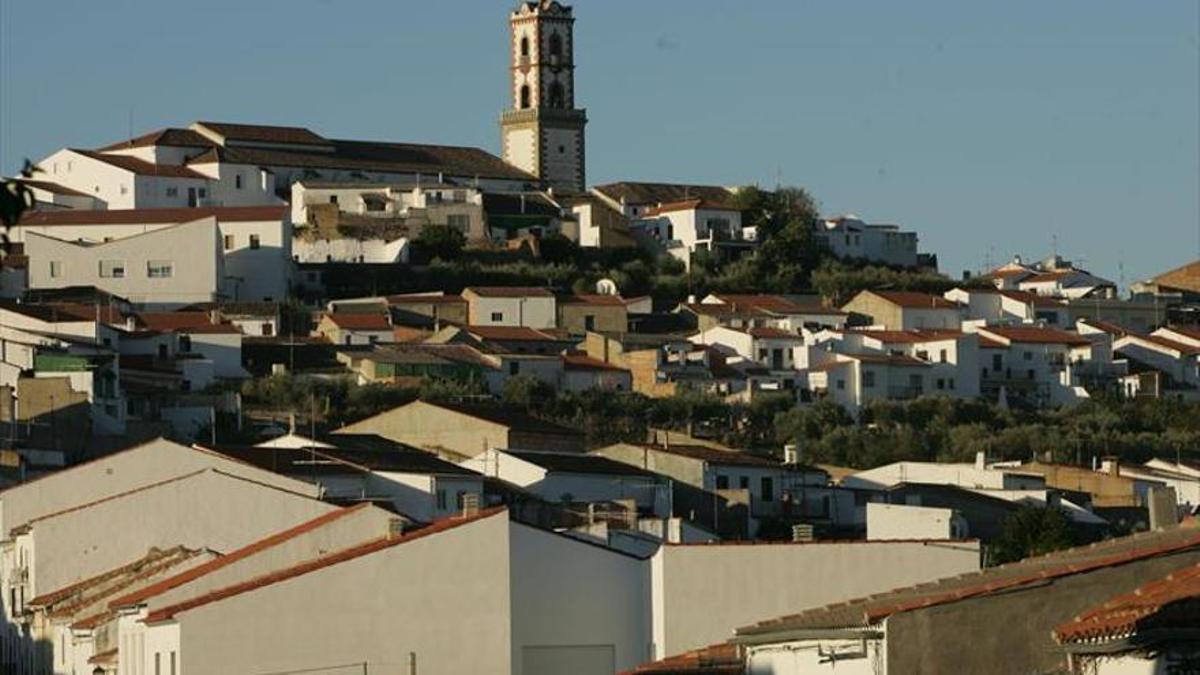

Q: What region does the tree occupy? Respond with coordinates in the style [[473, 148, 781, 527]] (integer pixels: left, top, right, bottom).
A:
[[415, 224, 466, 261], [989, 505, 1076, 566], [537, 232, 580, 265], [1, 161, 37, 257]]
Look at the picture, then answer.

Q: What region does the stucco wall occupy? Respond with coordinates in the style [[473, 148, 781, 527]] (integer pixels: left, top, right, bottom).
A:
[[650, 539, 981, 660], [335, 402, 509, 459]]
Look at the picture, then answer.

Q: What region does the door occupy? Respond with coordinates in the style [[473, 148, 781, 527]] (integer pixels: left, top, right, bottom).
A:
[[187, 187, 197, 207]]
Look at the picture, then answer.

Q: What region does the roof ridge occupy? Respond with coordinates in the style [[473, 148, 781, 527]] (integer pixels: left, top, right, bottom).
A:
[[108, 504, 371, 610], [142, 508, 507, 623]]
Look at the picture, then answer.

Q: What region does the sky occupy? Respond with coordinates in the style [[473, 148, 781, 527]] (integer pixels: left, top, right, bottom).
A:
[[2, 0, 1197, 286]]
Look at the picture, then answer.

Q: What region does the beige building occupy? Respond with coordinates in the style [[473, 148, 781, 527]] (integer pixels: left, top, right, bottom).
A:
[[335, 399, 586, 459], [557, 294, 630, 334], [841, 290, 963, 330], [462, 286, 557, 329]]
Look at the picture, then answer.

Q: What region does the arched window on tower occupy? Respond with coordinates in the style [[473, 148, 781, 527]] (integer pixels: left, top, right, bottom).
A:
[[548, 82, 565, 109], [548, 33, 563, 61], [520, 36, 530, 58], [520, 85, 531, 109]]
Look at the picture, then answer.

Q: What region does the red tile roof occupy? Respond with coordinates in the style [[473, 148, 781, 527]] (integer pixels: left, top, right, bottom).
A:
[[324, 313, 391, 330], [623, 643, 743, 674], [562, 353, 629, 372], [71, 149, 210, 179], [746, 326, 800, 339], [109, 504, 371, 610], [142, 508, 507, 623], [1054, 561, 1200, 644], [1136, 334, 1200, 356], [1078, 318, 1135, 337], [463, 286, 555, 298], [865, 291, 959, 309], [1148, 260, 1200, 295], [136, 311, 242, 334], [559, 294, 629, 306], [28, 547, 193, 608], [632, 443, 782, 468], [850, 329, 965, 344], [18, 205, 287, 226], [1162, 325, 1200, 342], [193, 121, 332, 147], [645, 198, 740, 216], [464, 325, 564, 342], [385, 293, 466, 305], [98, 128, 216, 151], [978, 326, 1091, 346], [709, 294, 845, 316]]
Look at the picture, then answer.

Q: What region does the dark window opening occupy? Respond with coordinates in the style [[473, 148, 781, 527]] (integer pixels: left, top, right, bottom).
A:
[[520, 85, 531, 109]]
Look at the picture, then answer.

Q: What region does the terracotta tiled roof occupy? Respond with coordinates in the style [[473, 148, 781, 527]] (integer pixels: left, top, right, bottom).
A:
[[1078, 318, 1135, 337], [136, 311, 242, 334], [978, 326, 1091, 346], [142, 508, 507, 623], [18, 205, 287, 226], [623, 643, 743, 674], [592, 182, 737, 208], [1054, 561, 1200, 644], [1162, 325, 1200, 342], [736, 523, 1200, 638], [559, 293, 629, 306], [324, 313, 391, 330], [385, 293, 466, 305], [1147, 260, 1200, 295], [108, 504, 372, 610], [28, 546, 194, 608], [463, 286, 555, 298], [88, 648, 118, 665], [193, 121, 331, 147], [709, 294, 845, 316], [632, 443, 782, 468], [746, 326, 800, 339], [14, 179, 92, 197], [98, 128, 216, 151], [70, 149, 210, 179], [465, 325, 563, 341], [562, 353, 629, 372], [1124, 334, 1200, 356], [645, 198, 739, 216], [865, 291, 959, 309], [849, 329, 965, 344]]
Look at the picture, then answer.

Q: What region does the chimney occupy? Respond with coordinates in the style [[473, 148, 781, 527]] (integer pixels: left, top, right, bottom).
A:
[[1147, 487, 1180, 530], [386, 517, 405, 540], [125, 316, 137, 332], [1102, 456, 1120, 477], [461, 492, 480, 517], [209, 309, 221, 325], [974, 451, 986, 471], [784, 444, 800, 465]]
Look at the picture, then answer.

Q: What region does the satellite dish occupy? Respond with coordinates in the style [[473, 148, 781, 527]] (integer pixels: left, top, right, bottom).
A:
[[595, 278, 619, 296]]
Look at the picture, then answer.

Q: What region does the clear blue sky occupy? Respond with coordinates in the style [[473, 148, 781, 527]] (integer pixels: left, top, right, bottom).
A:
[[2, 0, 1197, 285]]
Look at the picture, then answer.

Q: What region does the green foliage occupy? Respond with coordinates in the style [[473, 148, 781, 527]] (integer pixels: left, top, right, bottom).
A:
[[1, 161, 37, 257], [811, 259, 959, 306], [989, 505, 1077, 565], [414, 224, 466, 261]]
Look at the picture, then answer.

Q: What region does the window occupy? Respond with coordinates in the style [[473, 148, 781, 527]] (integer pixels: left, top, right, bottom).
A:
[[1024, 351, 1033, 361], [155, 652, 161, 675], [739, 476, 749, 489], [99, 260, 126, 278], [520, 85, 531, 109], [223, 234, 235, 250], [262, 322, 274, 336], [179, 335, 192, 352], [436, 490, 447, 509], [936, 378, 945, 390], [1028, 369, 1035, 380], [509, 361, 520, 375], [235, 173, 243, 189], [558, 144, 566, 154], [862, 370, 876, 388], [715, 475, 729, 490], [171, 651, 177, 675], [549, 32, 563, 58], [948, 378, 956, 390], [447, 214, 470, 231], [584, 315, 596, 331], [166, 186, 179, 197], [520, 36, 530, 57], [549, 81, 565, 108], [992, 354, 1003, 371], [330, 195, 339, 205], [761, 477, 774, 502], [250, 234, 261, 249], [491, 311, 504, 322], [758, 348, 768, 361], [198, 187, 207, 198], [939, 349, 948, 363], [147, 260, 174, 278], [456, 491, 467, 509], [120, 184, 128, 195], [49, 260, 62, 278]]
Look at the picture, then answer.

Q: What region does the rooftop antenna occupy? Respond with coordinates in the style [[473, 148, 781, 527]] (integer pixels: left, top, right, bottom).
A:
[[127, 106, 134, 143], [1051, 233, 1058, 259]]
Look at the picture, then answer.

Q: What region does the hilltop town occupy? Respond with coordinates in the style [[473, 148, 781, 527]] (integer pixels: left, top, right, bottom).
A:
[[1, 2, 1198, 674]]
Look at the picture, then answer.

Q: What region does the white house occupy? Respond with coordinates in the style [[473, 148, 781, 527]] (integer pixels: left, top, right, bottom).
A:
[[945, 287, 1069, 326], [462, 286, 557, 329], [841, 290, 963, 331], [689, 325, 805, 374], [866, 502, 969, 540], [843, 455, 1047, 491], [814, 214, 920, 268], [803, 352, 933, 411], [14, 206, 292, 303], [632, 199, 748, 270], [973, 324, 1102, 407]]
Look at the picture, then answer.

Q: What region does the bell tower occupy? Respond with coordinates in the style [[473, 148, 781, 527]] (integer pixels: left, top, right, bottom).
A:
[[500, 1, 587, 193]]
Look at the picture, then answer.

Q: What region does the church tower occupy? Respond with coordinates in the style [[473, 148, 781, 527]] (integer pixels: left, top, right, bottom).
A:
[[500, 1, 587, 193]]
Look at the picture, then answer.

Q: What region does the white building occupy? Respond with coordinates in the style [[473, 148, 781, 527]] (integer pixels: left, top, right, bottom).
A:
[[462, 286, 557, 329], [689, 325, 805, 374], [945, 287, 1069, 326], [632, 199, 749, 270], [815, 214, 919, 268], [14, 206, 292, 303], [843, 456, 1046, 492], [973, 324, 1101, 407]]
